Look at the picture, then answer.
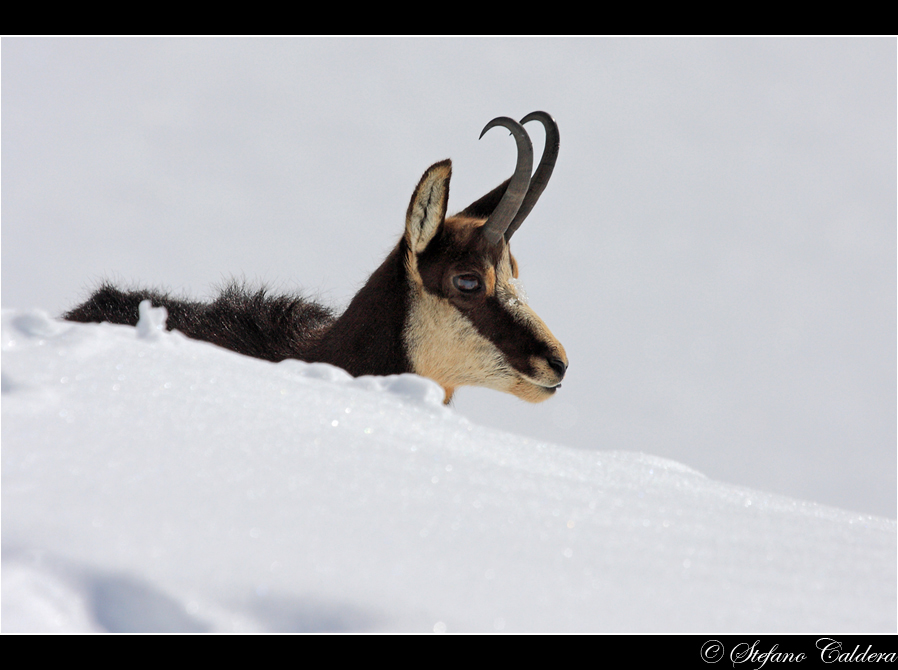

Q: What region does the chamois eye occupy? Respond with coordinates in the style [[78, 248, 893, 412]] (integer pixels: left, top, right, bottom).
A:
[[453, 274, 482, 293]]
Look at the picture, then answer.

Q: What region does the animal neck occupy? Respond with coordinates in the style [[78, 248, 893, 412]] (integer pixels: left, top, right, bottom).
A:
[[306, 241, 412, 377]]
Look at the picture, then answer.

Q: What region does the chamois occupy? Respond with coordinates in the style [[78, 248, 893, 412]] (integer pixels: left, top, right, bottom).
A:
[[65, 112, 568, 404]]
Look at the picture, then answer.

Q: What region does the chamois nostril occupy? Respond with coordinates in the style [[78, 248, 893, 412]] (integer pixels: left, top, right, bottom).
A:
[[548, 356, 567, 379]]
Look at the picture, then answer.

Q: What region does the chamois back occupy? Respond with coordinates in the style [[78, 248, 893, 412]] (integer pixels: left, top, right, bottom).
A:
[[65, 283, 335, 363]]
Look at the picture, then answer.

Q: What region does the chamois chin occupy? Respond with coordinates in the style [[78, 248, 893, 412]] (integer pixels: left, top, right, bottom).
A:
[[65, 112, 568, 404]]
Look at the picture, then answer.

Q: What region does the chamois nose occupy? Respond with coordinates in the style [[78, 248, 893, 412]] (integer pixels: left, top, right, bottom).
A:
[[548, 356, 567, 380]]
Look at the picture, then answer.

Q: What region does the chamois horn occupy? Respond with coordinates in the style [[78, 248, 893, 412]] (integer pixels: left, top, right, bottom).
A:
[[479, 116, 533, 246], [504, 111, 560, 242]]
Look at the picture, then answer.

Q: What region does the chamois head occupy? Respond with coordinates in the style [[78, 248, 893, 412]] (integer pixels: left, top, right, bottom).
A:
[[402, 112, 568, 403]]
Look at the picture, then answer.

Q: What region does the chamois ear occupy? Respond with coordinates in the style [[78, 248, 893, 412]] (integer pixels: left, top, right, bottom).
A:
[[405, 159, 451, 254]]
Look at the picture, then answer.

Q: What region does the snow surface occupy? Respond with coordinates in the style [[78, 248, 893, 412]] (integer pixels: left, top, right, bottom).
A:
[[2, 308, 894, 633]]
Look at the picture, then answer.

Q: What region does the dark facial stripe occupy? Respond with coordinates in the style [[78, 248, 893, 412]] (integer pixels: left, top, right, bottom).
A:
[[462, 296, 551, 378]]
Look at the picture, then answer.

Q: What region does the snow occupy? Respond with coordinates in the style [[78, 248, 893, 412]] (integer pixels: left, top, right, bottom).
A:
[[2, 309, 894, 633]]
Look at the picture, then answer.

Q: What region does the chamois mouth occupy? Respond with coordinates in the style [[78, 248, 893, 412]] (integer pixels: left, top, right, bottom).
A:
[[520, 371, 562, 392], [511, 373, 563, 403], [529, 378, 561, 394]]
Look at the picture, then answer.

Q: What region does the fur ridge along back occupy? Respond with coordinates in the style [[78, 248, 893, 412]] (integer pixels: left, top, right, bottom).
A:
[[64, 283, 336, 363]]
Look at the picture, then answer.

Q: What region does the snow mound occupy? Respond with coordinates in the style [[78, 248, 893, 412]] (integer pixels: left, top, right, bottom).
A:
[[2, 309, 895, 633], [136, 300, 168, 340]]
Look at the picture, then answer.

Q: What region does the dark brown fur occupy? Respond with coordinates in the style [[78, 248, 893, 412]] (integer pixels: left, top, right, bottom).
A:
[[64, 241, 414, 376]]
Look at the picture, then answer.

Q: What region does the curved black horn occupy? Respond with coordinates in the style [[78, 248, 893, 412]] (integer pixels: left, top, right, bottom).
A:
[[478, 117, 533, 246], [504, 111, 560, 242]]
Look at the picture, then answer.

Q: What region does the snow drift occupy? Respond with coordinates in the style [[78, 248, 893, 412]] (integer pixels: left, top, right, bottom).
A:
[[2, 307, 894, 633]]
